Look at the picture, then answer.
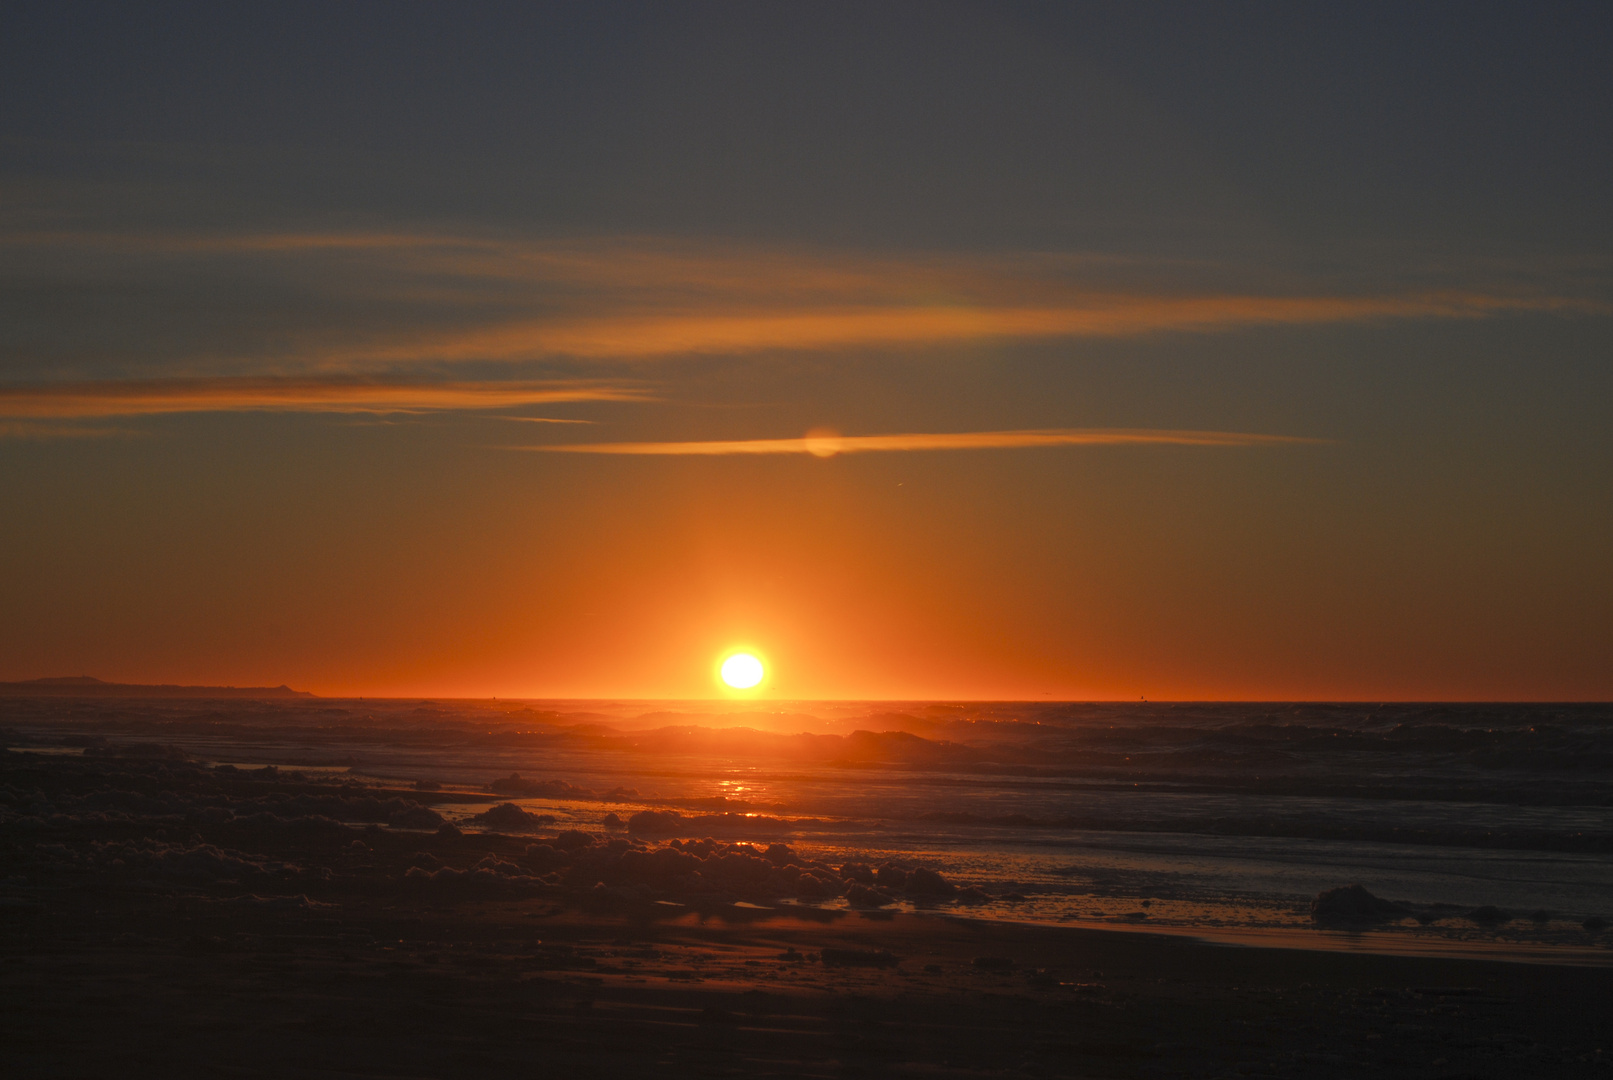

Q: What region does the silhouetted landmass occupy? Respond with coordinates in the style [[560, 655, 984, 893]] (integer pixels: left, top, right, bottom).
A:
[[0, 676, 313, 698]]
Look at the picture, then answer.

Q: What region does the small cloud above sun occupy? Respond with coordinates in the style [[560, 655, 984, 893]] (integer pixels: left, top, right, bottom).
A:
[[719, 651, 765, 691]]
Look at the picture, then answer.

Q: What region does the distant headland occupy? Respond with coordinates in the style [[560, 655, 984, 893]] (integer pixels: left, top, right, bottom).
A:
[[0, 676, 314, 699]]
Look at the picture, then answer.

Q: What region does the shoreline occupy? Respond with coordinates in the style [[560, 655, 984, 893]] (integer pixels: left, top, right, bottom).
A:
[[5, 741, 1607, 968], [5, 744, 1611, 1076], [864, 908, 1613, 968]]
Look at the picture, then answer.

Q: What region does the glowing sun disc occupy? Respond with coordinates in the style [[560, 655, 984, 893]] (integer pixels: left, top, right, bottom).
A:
[[720, 653, 765, 689]]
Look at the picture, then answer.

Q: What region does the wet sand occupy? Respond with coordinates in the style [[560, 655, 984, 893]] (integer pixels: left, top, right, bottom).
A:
[[3, 747, 1610, 1077]]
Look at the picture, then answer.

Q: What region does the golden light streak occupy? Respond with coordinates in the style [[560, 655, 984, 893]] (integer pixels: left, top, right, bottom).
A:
[[527, 427, 1327, 456], [341, 291, 1585, 364], [5, 229, 1598, 367], [0, 378, 649, 419]]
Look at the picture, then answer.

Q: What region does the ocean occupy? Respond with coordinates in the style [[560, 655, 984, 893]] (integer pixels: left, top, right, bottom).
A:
[[5, 696, 1610, 962]]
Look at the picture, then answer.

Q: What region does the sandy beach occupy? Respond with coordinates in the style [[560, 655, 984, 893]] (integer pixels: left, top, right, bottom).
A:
[[7, 883, 1612, 1078], [4, 746, 1609, 1079]]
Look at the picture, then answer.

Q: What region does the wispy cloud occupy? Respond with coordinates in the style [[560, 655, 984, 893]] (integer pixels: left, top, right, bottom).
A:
[[497, 416, 597, 424], [0, 377, 648, 419], [2, 229, 1600, 373], [346, 291, 1581, 364], [0, 420, 134, 440], [525, 427, 1327, 457]]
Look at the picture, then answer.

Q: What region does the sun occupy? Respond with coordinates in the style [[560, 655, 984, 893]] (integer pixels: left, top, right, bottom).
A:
[[719, 652, 765, 690]]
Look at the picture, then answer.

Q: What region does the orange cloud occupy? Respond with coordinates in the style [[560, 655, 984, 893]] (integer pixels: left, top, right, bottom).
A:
[[4, 229, 1599, 369], [497, 416, 597, 424], [527, 427, 1326, 456], [0, 420, 132, 440], [355, 290, 1583, 364], [0, 378, 648, 419]]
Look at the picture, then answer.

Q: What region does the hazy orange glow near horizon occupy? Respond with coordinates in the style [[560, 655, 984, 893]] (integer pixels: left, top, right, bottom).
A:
[[1, 7, 1610, 702]]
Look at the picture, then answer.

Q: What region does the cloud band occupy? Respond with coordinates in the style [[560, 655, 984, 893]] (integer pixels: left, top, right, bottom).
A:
[[0, 378, 648, 419], [527, 427, 1326, 457], [4, 230, 1600, 370], [363, 291, 1585, 364]]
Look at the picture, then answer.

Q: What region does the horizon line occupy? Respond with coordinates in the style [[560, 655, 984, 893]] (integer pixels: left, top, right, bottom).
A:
[[2, 678, 1602, 706]]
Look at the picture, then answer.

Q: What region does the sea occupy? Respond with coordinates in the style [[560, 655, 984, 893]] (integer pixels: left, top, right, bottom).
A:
[[6, 696, 1611, 963]]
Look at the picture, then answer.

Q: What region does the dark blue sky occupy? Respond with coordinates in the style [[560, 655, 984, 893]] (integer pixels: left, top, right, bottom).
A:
[[6, 2, 1609, 247]]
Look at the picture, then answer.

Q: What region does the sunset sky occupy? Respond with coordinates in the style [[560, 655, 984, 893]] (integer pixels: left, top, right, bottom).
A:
[[1, 2, 1609, 699]]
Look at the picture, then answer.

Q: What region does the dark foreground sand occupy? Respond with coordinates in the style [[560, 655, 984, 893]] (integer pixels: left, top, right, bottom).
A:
[[6, 897, 1612, 1079], [3, 749, 1610, 1078]]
